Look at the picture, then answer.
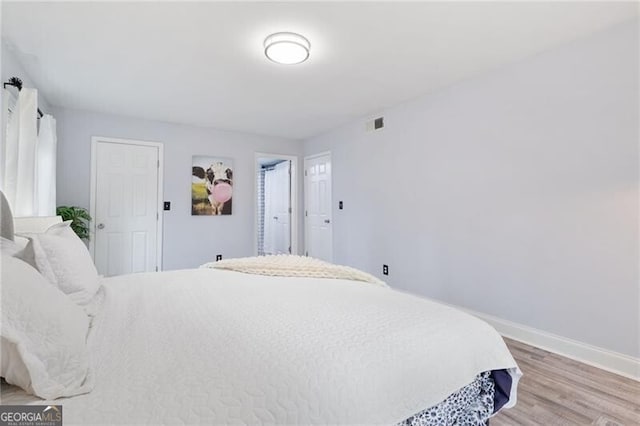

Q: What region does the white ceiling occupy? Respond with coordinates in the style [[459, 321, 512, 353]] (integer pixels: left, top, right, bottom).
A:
[[2, 2, 637, 140]]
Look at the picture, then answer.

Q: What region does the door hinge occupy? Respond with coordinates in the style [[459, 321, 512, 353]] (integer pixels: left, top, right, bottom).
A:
[[157, 160, 160, 168], [288, 207, 292, 213], [156, 212, 159, 220], [305, 170, 307, 176], [305, 210, 307, 217]]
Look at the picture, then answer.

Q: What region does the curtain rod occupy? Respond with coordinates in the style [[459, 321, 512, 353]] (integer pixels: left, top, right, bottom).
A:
[[3, 77, 44, 118]]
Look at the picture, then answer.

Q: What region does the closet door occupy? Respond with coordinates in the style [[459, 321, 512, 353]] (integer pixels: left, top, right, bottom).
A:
[[92, 139, 161, 276], [304, 153, 332, 261]]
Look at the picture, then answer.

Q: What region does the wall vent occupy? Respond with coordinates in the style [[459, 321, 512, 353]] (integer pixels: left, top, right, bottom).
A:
[[365, 116, 385, 132]]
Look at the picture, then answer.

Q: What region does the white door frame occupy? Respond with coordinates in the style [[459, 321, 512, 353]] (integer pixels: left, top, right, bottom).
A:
[[89, 136, 164, 271], [304, 151, 332, 259], [254, 152, 299, 256]]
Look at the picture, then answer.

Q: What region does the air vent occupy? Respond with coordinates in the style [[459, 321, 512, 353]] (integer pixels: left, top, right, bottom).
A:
[[365, 116, 385, 132]]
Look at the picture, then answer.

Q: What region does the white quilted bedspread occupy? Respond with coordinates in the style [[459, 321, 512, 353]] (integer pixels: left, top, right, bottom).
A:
[[4, 268, 520, 425]]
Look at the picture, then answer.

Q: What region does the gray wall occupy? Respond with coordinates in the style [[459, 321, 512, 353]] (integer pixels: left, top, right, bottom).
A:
[[304, 21, 639, 357], [55, 107, 303, 270]]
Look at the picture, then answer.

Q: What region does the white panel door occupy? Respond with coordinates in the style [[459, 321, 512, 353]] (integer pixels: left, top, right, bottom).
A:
[[304, 153, 332, 262], [264, 161, 291, 254], [273, 160, 291, 254], [94, 141, 159, 276], [263, 169, 276, 254]]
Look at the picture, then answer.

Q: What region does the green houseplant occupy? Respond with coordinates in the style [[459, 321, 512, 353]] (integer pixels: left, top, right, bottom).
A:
[[56, 206, 92, 241]]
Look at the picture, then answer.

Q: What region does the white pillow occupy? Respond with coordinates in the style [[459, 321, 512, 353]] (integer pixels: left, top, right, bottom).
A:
[[0, 255, 93, 399], [21, 221, 101, 306], [0, 236, 27, 257]]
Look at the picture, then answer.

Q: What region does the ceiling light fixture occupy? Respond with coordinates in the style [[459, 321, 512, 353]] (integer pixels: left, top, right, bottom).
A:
[[264, 32, 310, 65]]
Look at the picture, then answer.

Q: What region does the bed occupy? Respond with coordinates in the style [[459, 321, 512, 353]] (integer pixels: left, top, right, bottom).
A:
[[0, 194, 521, 425]]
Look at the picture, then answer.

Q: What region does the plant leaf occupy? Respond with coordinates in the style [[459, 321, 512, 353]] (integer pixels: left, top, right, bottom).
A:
[[56, 205, 92, 241]]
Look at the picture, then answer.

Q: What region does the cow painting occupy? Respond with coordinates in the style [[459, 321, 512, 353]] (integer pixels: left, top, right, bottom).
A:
[[192, 156, 233, 215]]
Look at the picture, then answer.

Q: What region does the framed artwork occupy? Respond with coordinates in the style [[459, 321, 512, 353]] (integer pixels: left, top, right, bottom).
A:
[[191, 156, 233, 215]]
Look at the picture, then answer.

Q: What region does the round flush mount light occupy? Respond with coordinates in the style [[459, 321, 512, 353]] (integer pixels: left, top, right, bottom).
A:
[[264, 32, 310, 65]]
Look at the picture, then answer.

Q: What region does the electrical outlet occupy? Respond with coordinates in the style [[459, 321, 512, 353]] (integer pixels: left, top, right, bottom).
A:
[[216, 254, 222, 261], [339, 201, 343, 210], [383, 264, 389, 276], [163, 201, 171, 211]]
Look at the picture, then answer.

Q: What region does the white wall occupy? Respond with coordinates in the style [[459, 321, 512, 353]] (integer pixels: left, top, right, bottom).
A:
[[1, 44, 52, 113], [55, 107, 303, 270], [304, 21, 639, 357]]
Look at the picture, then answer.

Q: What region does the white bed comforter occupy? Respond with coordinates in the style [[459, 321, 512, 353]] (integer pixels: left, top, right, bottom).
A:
[[6, 268, 520, 425]]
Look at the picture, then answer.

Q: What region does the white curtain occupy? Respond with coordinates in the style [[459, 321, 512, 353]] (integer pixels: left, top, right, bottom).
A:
[[1, 87, 57, 217], [36, 115, 57, 216]]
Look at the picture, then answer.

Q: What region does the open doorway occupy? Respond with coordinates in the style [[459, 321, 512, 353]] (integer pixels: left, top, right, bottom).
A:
[[255, 153, 298, 256]]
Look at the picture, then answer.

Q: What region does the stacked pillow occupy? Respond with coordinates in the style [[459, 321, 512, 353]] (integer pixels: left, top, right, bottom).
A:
[[0, 236, 27, 257], [1, 221, 100, 399], [20, 221, 102, 307], [1, 255, 94, 399]]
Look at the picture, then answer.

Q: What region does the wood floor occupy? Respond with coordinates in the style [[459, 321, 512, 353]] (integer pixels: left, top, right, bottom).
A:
[[492, 338, 640, 426]]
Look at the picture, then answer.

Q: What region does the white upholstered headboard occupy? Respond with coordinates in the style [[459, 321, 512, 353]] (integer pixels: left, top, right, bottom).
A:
[[0, 191, 14, 240]]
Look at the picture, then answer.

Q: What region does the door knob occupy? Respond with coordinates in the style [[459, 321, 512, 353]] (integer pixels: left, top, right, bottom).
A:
[[97, 223, 105, 230], [324, 219, 331, 224]]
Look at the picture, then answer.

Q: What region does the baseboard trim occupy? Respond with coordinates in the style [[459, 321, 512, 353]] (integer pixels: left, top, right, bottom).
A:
[[451, 304, 640, 381]]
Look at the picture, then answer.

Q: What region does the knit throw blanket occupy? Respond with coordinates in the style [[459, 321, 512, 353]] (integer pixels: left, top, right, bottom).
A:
[[201, 255, 387, 287]]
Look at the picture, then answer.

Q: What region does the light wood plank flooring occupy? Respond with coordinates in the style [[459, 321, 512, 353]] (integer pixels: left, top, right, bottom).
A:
[[492, 338, 640, 426]]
